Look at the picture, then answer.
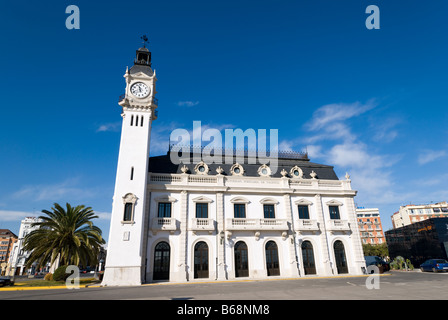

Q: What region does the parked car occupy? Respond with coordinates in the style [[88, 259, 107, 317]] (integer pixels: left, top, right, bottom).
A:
[[364, 256, 390, 273], [420, 259, 448, 272], [0, 277, 14, 287]]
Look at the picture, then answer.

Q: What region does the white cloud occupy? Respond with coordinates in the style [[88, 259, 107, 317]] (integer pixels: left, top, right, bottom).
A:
[[11, 178, 97, 202], [305, 100, 376, 132], [177, 101, 200, 107], [94, 211, 111, 221], [0, 210, 36, 222], [96, 122, 121, 132], [417, 150, 446, 165]]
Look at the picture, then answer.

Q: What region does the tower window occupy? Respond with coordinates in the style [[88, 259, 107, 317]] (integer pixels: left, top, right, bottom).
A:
[[130, 167, 134, 180], [135, 115, 139, 126], [130, 115, 134, 126], [141, 115, 144, 127], [122, 193, 137, 223], [123, 203, 133, 222]]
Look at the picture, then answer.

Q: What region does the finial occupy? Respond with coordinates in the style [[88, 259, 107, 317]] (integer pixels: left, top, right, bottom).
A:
[[141, 35, 149, 48], [345, 172, 351, 180]]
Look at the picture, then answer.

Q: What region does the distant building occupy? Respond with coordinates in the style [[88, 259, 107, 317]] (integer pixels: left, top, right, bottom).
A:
[[0, 229, 17, 275], [356, 208, 386, 245], [385, 217, 448, 267], [391, 201, 448, 229], [8, 217, 44, 275]]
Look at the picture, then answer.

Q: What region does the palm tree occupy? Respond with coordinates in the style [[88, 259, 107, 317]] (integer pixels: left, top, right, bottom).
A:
[[23, 203, 106, 270]]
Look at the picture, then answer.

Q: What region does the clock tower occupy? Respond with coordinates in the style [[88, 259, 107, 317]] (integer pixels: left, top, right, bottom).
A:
[[102, 43, 157, 286]]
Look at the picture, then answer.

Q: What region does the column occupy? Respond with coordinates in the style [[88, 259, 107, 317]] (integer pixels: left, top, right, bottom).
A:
[[216, 192, 227, 280], [315, 194, 333, 275], [345, 196, 366, 275], [177, 190, 189, 281], [284, 194, 300, 277]]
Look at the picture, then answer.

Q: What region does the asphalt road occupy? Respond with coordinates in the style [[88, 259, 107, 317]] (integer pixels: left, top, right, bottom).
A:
[[1, 270, 447, 301]]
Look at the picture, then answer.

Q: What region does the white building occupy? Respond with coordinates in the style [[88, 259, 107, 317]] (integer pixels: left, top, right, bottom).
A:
[[8, 217, 43, 275], [391, 201, 448, 229], [101, 45, 366, 286]]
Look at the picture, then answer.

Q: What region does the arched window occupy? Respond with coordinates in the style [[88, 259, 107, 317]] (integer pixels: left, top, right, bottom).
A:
[[153, 241, 170, 280], [334, 240, 348, 274], [234, 241, 249, 277], [301, 241, 316, 275], [122, 193, 137, 223], [265, 241, 280, 276], [194, 241, 209, 279]]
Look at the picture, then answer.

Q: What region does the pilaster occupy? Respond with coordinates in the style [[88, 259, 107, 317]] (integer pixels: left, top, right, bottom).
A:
[[283, 194, 300, 277], [314, 194, 333, 276], [216, 192, 227, 280]]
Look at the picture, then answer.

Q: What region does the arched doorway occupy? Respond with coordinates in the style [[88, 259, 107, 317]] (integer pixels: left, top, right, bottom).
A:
[[234, 241, 249, 277], [194, 241, 209, 279], [301, 241, 316, 275], [334, 240, 348, 274], [265, 241, 280, 276], [153, 241, 170, 280]]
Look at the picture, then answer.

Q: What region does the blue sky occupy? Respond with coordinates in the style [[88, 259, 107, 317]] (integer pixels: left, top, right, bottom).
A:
[[0, 0, 447, 241]]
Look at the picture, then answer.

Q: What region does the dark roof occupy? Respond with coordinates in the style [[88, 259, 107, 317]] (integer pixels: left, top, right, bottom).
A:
[[148, 152, 339, 180], [129, 64, 154, 77]]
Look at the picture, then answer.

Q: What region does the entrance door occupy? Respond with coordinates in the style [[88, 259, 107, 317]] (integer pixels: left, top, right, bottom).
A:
[[234, 241, 249, 277], [334, 240, 348, 274], [265, 241, 280, 276], [153, 241, 170, 280], [301, 241, 316, 275], [194, 241, 209, 279]]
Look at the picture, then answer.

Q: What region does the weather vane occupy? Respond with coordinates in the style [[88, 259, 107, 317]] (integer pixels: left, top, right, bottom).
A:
[[141, 35, 149, 48]]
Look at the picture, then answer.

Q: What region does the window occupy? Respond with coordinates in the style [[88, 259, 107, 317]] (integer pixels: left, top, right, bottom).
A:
[[196, 203, 208, 218], [263, 204, 275, 219], [329, 206, 340, 219], [158, 202, 172, 218], [122, 193, 137, 223], [123, 203, 133, 221], [130, 167, 134, 180], [298, 205, 310, 219], [234, 204, 246, 218]]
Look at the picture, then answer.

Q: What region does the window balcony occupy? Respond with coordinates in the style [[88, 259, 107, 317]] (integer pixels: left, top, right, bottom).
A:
[[151, 217, 178, 233], [190, 218, 215, 233], [295, 219, 320, 232], [326, 219, 350, 232], [225, 218, 288, 231]]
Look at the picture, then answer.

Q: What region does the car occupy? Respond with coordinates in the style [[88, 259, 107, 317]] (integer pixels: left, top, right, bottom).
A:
[[364, 256, 390, 273], [420, 259, 448, 272], [0, 277, 14, 287]]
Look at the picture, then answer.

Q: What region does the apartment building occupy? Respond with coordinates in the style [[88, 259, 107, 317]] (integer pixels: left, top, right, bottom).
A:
[[391, 202, 448, 229], [356, 208, 386, 245]]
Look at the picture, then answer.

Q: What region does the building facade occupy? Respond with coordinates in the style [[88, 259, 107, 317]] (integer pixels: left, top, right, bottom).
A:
[[8, 217, 43, 275], [102, 45, 366, 286], [391, 202, 448, 229], [0, 230, 17, 275], [385, 217, 448, 267], [356, 208, 386, 245]]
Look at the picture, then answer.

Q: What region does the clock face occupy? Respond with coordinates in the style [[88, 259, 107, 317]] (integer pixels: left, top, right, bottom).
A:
[[130, 82, 150, 98]]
